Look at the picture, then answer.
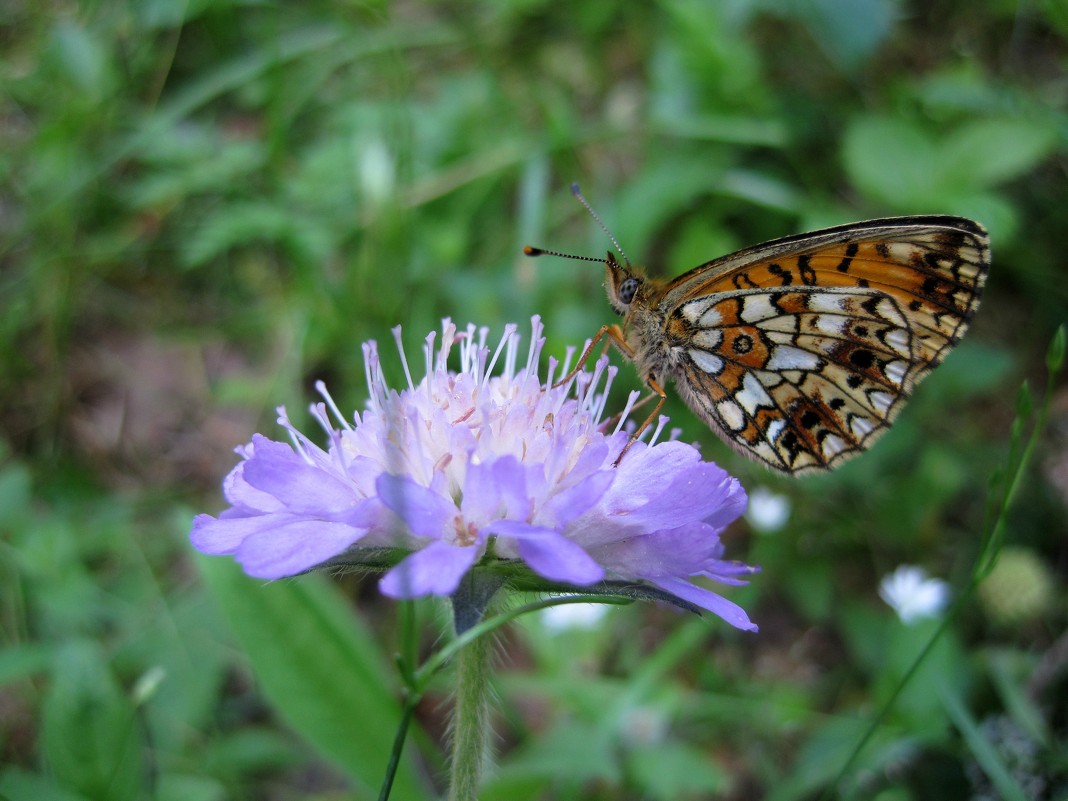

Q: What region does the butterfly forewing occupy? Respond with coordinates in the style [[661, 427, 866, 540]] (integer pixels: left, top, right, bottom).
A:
[[655, 217, 989, 474]]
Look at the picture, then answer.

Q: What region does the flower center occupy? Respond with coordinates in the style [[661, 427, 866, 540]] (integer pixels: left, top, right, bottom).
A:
[[453, 514, 478, 547]]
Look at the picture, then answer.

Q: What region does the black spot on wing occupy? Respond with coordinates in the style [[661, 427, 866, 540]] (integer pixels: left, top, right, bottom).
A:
[[836, 242, 859, 272]]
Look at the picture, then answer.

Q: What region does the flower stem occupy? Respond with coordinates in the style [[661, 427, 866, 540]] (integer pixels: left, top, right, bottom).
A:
[[377, 690, 417, 801], [447, 625, 492, 801]]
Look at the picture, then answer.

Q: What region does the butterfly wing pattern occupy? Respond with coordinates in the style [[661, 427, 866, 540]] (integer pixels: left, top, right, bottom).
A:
[[654, 217, 990, 474]]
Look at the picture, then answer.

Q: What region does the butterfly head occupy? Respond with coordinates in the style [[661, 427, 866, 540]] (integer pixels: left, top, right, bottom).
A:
[[605, 251, 643, 316]]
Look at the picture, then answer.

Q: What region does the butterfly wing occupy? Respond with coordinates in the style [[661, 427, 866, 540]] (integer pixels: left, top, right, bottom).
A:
[[658, 217, 990, 474]]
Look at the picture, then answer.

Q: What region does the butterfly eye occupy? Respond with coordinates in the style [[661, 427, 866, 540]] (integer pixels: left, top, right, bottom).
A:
[[618, 277, 639, 306]]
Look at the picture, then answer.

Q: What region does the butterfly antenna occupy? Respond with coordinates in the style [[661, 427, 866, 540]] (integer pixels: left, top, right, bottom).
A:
[[522, 245, 605, 263], [570, 182, 630, 265]]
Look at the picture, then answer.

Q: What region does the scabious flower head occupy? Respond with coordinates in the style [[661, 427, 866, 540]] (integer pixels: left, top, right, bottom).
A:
[[191, 318, 757, 630]]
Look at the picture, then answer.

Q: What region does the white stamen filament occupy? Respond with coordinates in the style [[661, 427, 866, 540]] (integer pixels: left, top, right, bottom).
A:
[[391, 326, 415, 392]]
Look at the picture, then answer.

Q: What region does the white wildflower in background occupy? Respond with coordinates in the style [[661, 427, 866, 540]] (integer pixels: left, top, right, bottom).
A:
[[878, 565, 951, 624]]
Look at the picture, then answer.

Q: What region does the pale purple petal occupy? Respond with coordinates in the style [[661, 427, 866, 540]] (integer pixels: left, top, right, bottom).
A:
[[235, 520, 368, 579], [487, 521, 604, 584], [376, 474, 453, 539], [598, 523, 728, 579], [190, 512, 295, 554], [221, 449, 286, 513], [538, 469, 614, 528], [380, 541, 480, 597], [652, 576, 758, 632], [460, 457, 531, 524], [242, 451, 356, 514], [602, 442, 742, 529]]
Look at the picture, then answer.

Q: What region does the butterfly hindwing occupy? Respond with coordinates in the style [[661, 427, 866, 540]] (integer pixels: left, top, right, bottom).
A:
[[667, 285, 920, 472]]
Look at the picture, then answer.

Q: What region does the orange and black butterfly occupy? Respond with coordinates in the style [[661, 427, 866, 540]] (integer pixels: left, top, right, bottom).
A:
[[525, 185, 990, 475]]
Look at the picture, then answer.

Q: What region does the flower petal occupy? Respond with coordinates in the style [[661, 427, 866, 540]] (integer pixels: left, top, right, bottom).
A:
[[234, 520, 368, 579], [652, 576, 758, 632], [460, 456, 531, 524], [376, 473, 454, 539], [539, 469, 614, 527], [604, 442, 746, 529], [242, 447, 356, 514], [190, 512, 294, 554], [380, 541, 479, 597], [487, 520, 604, 585]]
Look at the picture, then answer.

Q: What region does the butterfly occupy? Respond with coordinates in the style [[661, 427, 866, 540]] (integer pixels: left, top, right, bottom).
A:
[[524, 185, 990, 475]]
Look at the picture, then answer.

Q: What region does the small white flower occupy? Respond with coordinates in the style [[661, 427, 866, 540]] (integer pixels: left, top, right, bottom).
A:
[[879, 565, 951, 624], [745, 487, 791, 532]]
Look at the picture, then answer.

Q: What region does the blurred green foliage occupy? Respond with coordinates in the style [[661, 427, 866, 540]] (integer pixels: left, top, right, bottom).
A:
[[1, 0, 1066, 799]]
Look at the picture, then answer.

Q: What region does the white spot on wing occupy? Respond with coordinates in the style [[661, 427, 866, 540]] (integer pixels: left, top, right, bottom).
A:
[[822, 434, 847, 458], [717, 399, 745, 431], [766, 345, 821, 371], [850, 416, 874, 437], [811, 314, 847, 335], [870, 391, 893, 414], [766, 418, 786, 443], [751, 440, 781, 466], [681, 298, 721, 327], [689, 349, 724, 375], [739, 294, 778, 323], [699, 306, 723, 327], [693, 329, 723, 349], [874, 297, 906, 326], [808, 294, 849, 314], [885, 328, 910, 356], [736, 371, 774, 415], [887, 242, 917, 263], [885, 360, 907, 386]]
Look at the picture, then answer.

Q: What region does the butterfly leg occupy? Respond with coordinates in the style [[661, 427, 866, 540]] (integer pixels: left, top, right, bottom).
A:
[[600, 384, 660, 431], [551, 325, 666, 466], [551, 324, 633, 389], [612, 377, 667, 466]]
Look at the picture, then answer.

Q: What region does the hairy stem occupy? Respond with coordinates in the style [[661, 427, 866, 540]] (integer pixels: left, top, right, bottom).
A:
[[446, 624, 493, 801]]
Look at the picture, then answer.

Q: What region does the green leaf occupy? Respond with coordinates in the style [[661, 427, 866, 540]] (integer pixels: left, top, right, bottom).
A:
[[155, 773, 228, 801], [842, 117, 942, 208], [195, 557, 431, 800], [0, 643, 52, 687], [40, 641, 146, 801], [179, 202, 335, 269], [1046, 325, 1066, 374], [628, 741, 728, 799], [941, 118, 1058, 188], [879, 620, 969, 729], [48, 21, 116, 100], [785, 0, 899, 71], [494, 720, 618, 785], [0, 768, 91, 801]]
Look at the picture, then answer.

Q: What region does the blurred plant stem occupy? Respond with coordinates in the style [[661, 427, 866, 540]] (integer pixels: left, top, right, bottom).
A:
[[446, 620, 494, 801]]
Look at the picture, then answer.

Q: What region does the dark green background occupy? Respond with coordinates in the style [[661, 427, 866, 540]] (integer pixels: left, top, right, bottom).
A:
[[2, 1, 1065, 799]]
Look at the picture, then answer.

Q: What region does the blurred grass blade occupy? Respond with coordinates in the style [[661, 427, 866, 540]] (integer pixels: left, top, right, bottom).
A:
[[940, 686, 1029, 801], [196, 557, 431, 800], [41, 641, 146, 801]]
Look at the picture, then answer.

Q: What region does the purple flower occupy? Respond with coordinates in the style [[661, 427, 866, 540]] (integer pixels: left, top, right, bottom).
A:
[[191, 318, 758, 630]]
